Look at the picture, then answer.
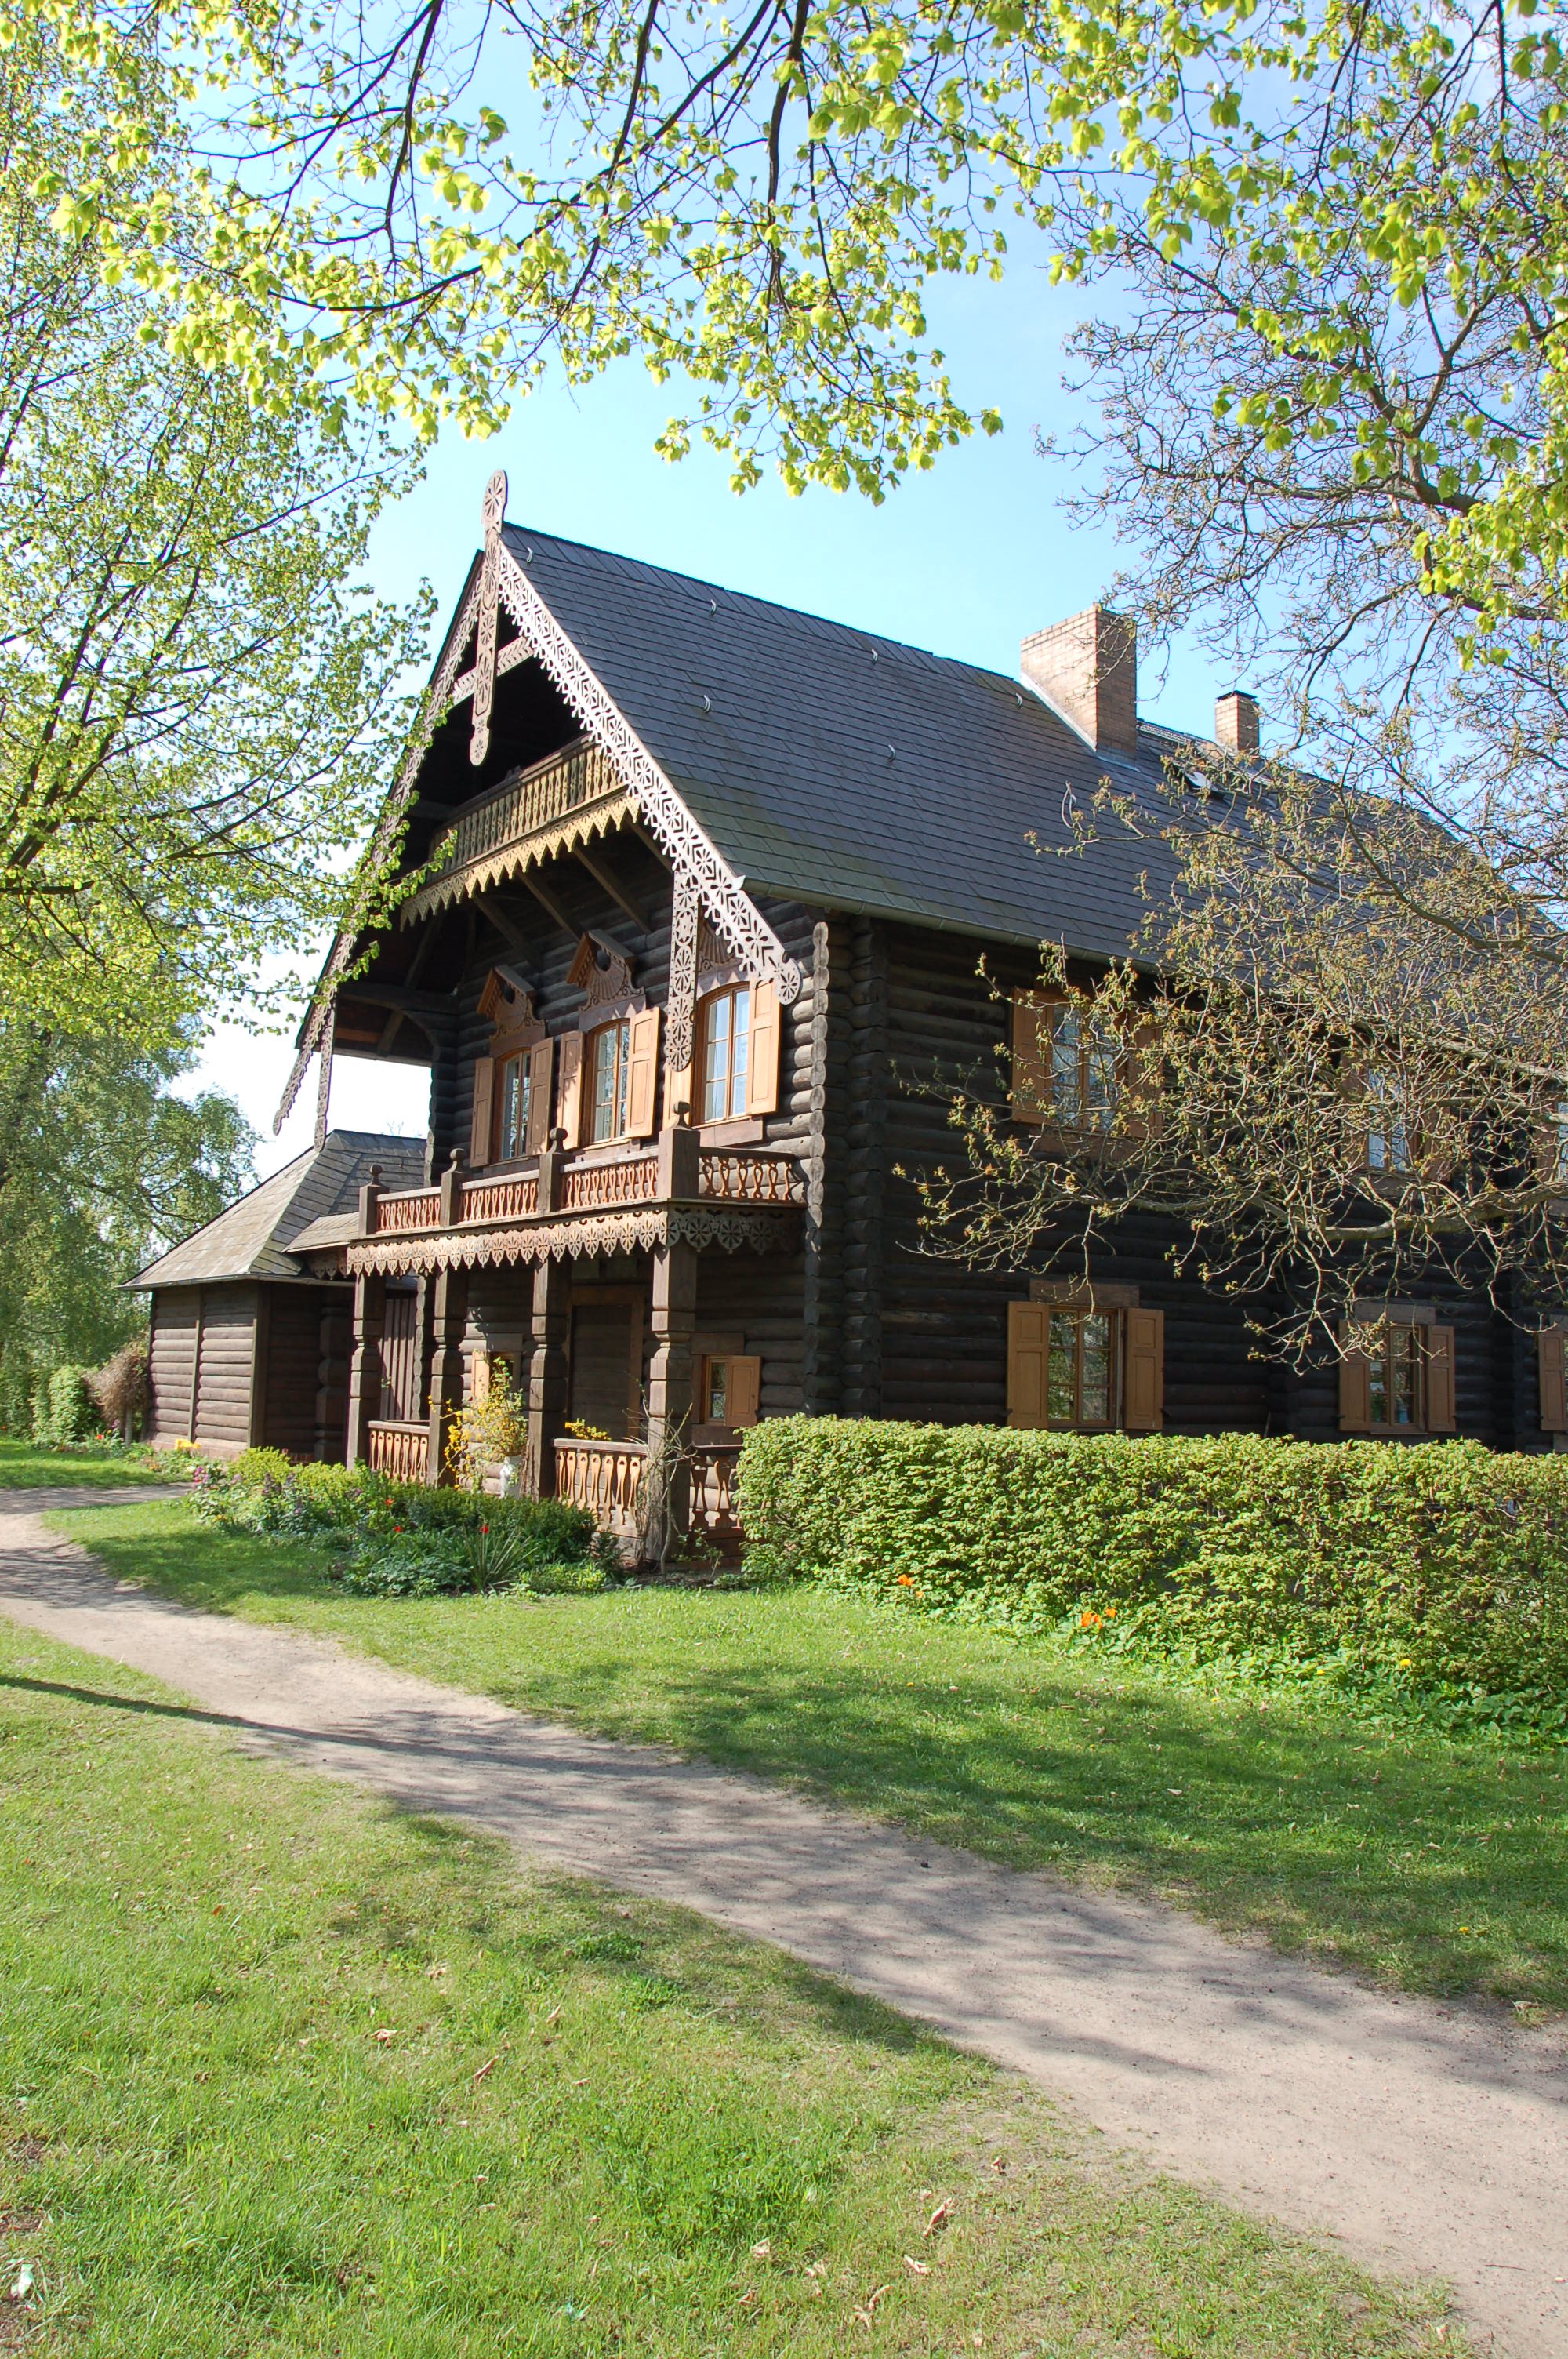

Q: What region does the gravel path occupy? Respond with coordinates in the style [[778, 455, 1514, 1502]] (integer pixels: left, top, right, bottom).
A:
[[2, 1489, 1564, 2357]]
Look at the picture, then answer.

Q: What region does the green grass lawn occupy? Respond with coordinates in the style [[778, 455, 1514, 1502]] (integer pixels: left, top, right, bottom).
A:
[[48, 1501, 1568, 2018], [0, 1438, 190, 1491], [0, 1613, 1460, 2357]]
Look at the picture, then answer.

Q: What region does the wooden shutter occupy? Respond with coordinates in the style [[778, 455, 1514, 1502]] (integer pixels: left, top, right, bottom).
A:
[[727, 1354, 761, 1428], [1010, 994, 1051, 1122], [746, 979, 781, 1117], [1538, 1327, 1568, 1434], [557, 1031, 585, 1148], [1120, 1016, 1164, 1142], [1123, 1307, 1164, 1432], [524, 1037, 554, 1154], [1427, 1324, 1457, 1433], [1338, 1324, 1372, 1432], [626, 1007, 661, 1138], [468, 1057, 496, 1165], [1007, 1300, 1048, 1428]]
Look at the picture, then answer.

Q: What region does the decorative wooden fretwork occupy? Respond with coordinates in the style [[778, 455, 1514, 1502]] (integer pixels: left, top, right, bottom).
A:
[[666, 868, 700, 1076], [568, 932, 634, 1006], [477, 967, 538, 1034], [274, 474, 799, 1134], [345, 1201, 795, 1276], [695, 916, 725, 976]]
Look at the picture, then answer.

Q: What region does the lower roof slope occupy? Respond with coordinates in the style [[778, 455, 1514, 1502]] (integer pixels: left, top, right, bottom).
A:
[[132, 1132, 426, 1289]]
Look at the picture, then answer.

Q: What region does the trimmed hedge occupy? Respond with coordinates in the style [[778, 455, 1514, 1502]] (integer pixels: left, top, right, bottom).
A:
[[738, 1419, 1568, 1707], [34, 1366, 102, 1445]]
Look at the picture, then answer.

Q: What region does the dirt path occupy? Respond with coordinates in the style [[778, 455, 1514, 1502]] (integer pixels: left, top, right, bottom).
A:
[[1, 1492, 1564, 2356]]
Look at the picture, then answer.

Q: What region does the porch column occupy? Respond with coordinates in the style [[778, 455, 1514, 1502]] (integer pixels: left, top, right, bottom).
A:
[[345, 1271, 386, 1468], [525, 1256, 570, 1496], [425, 1267, 468, 1485], [647, 1120, 701, 1555]]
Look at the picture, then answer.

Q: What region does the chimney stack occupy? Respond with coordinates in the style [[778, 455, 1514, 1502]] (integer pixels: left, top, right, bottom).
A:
[[1020, 606, 1138, 756], [1214, 690, 1260, 755]]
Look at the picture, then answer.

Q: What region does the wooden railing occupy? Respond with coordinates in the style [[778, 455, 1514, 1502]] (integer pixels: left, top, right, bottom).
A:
[[364, 1144, 802, 1238], [430, 737, 620, 876], [368, 1419, 430, 1483], [555, 1437, 644, 1535], [690, 1445, 743, 1551], [700, 1152, 802, 1205], [560, 1153, 659, 1212], [461, 1172, 539, 1223]]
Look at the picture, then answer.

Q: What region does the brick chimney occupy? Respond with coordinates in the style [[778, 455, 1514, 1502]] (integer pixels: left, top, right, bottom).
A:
[[1020, 606, 1138, 755], [1214, 690, 1260, 755]]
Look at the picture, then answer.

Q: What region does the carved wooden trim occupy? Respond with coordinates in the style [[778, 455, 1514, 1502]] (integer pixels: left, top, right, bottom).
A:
[[568, 932, 635, 1005], [667, 867, 699, 1076], [344, 1202, 796, 1275]]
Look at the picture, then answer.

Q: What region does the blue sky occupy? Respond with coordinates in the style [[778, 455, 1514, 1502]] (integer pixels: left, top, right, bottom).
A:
[[198, 252, 1225, 1177]]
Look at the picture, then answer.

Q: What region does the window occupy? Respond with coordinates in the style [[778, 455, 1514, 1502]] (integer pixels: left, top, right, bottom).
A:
[[1051, 1006, 1117, 1131], [1048, 1310, 1116, 1427], [498, 1055, 531, 1161], [699, 985, 751, 1124], [1366, 1074, 1411, 1173], [1008, 1300, 1164, 1433], [589, 1020, 631, 1143], [1554, 1101, 1568, 1185], [1339, 1311, 1455, 1435], [700, 1353, 760, 1430]]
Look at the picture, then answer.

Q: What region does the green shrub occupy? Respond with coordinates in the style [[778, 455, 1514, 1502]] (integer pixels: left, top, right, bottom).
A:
[[193, 1450, 615, 1592], [34, 1365, 103, 1445], [739, 1420, 1568, 1714]]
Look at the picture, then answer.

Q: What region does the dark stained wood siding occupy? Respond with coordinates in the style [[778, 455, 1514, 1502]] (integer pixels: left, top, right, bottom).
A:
[[191, 1285, 258, 1454], [260, 1285, 354, 1460], [147, 1289, 200, 1445]]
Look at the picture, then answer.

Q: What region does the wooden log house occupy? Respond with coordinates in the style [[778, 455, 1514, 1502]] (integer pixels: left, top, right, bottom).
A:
[[133, 1132, 425, 1457], [257, 473, 1568, 1536]]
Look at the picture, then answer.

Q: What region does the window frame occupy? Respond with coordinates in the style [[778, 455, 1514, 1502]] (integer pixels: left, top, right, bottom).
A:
[[697, 982, 753, 1126], [587, 1017, 633, 1145], [1044, 1307, 1122, 1430], [1364, 1318, 1428, 1434], [497, 1052, 532, 1161], [1365, 1072, 1413, 1176], [1049, 1004, 1118, 1133]]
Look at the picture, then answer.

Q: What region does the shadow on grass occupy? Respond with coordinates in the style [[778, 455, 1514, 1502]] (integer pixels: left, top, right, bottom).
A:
[[48, 1501, 1568, 2009]]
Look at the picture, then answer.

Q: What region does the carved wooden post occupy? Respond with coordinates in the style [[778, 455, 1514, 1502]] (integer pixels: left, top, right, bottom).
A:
[[525, 1132, 570, 1496], [346, 1270, 386, 1468], [664, 866, 699, 1125], [647, 1119, 701, 1555], [424, 1149, 469, 1485]]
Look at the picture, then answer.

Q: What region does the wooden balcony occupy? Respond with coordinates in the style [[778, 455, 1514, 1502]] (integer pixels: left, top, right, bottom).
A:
[[346, 1129, 802, 1279], [407, 736, 628, 917]]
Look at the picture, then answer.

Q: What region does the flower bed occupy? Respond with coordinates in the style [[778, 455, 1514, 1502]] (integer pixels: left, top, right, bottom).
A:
[[191, 1449, 619, 1597]]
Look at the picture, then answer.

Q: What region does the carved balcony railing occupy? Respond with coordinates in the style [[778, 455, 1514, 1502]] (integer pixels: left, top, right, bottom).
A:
[[427, 736, 620, 879], [368, 1419, 430, 1483], [361, 1147, 803, 1240], [555, 1437, 644, 1536], [554, 1436, 744, 1556]]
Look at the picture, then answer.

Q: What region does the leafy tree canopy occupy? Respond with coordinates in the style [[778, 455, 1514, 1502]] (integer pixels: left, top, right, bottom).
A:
[[0, 1020, 255, 1426], [0, 22, 431, 1049]]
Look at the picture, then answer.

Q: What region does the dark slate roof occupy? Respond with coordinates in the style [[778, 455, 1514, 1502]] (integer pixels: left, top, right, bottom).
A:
[[506, 525, 1192, 956], [132, 1131, 426, 1289]]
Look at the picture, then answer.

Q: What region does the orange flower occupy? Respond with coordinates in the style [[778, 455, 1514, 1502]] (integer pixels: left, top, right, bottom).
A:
[[895, 1574, 915, 1587]]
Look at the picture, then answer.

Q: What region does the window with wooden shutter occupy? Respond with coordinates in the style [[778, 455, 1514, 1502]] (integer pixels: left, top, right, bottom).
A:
[[703, 1352, 760, 1430], [1338, 1326, 1373, 1431], [1427, 1325, 1457, 1433], [1010, 995, 1051, 1122], [1123, 1307, 1164, 1431], [746, 979, 780, 1118], [1007, 1300, 1048, 1427], [626, 1007, 661, 1137], [557, 1031, 585, 1147], [524, 1038, 554, 1154], [1538, 1327, 1568, 1434], [468, 1057, 497, 1165]]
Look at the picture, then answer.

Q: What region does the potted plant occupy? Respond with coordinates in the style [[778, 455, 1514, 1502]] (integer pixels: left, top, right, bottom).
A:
[[451, 1360, 529, 1494]]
